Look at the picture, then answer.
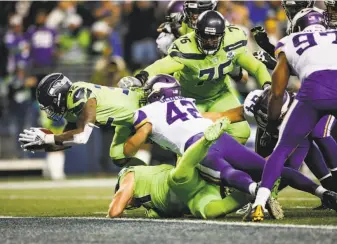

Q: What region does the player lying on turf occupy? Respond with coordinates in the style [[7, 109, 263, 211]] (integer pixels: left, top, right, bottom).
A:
[[119, 10, 272, 146], [18, 73, 145, 166], [249, 8, 337, 221], [112, 74, 337, 220], [215, 88, 337, 196], [108, 118, 252, 219]]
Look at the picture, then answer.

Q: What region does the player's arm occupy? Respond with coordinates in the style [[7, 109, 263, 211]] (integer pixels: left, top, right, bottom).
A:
[[123, 123, 152, 157], [118, 55, 184, 88], [251, 26, 275, 58], [268, 52, 290, 122], [236, 52, 271, 88], [53, 98, 97, 145], [202, 105, 245, 123], [107, 172, 135, 218]]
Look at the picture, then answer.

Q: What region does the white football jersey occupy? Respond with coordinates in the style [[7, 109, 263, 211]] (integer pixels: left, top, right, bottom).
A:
[[133, 97, 213, 156], [275, 29, 337, 81]]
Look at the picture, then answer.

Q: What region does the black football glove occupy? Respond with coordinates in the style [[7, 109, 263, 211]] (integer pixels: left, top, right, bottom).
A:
[[251, 26, 275, 58], [260, 120, 279, 147], [253, 50, 277, 70]]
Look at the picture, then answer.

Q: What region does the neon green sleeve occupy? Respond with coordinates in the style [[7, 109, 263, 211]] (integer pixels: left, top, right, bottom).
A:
[[144, 55, 184, 78], [235, 52, 271, 87]]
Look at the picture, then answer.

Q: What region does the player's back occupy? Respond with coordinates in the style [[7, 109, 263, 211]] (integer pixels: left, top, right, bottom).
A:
[[65, 82, 144, 127], [276, 30, 337, 81], [133, 97, 213, 155]]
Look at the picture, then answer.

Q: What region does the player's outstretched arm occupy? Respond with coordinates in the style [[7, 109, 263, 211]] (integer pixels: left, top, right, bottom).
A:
[[107, 172, 135, 218], [123, 123, 152, 158], [55, 98, 97, 145], [236, 52, 272, 88], [202, 105, 245, 123], [268, 52, 290, 122]]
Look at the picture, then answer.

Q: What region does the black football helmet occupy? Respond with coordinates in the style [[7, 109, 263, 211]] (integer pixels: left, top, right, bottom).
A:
[[183, 0, 218, 29], [281, 0, 315, 20], [195, 10, 225, 55], [37, 73, 72, 121], [324, 0, 337, 28]]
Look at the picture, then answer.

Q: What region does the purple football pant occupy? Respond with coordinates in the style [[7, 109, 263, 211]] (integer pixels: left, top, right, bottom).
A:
[[196, 132, 319, 196], [261, 70, 337, 190]]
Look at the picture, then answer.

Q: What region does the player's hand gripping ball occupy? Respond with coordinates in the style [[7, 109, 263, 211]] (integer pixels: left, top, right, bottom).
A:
[[19, 128, 54, 152]]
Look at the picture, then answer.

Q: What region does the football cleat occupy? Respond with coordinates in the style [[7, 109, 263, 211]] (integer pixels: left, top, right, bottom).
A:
[[265, 197, 284, 220], [204, 117, 231, 142], [321, 191, 337, 212], [243, 204, 265, 222]]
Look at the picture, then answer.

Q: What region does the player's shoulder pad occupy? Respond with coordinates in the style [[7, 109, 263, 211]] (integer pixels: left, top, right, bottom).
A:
[[223, 25, 248, 52], [275, 36, 289, 59], [243, 89, 264, 119], [66, 82, 93, 115], [168, 32, 206, 60]]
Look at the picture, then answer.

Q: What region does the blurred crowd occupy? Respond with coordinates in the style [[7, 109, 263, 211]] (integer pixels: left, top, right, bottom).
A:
[[0, 1, 324, 166]]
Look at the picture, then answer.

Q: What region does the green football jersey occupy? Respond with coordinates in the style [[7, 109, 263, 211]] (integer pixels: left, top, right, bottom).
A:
[[119, 164, 187, 218], [167, 26, 248, 100], [64, 82, 144, 127], [179, 21, 194, 36]]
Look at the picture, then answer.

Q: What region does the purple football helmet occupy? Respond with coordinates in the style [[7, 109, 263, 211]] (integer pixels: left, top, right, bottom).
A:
[[324, 0, 337, 28], [147, 74, 181, 103], [167, 0, 184, 16], [292, 8, 326, 33]]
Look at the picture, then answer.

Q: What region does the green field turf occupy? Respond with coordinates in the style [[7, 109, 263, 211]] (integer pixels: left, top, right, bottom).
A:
[[1, 178, 337, 225]]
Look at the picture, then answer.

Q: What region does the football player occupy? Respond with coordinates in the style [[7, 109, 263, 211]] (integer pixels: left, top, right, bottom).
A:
[[120, 10, 272, 146], [218, 88, 337, 194], [18, 73, 145, 167], [252, 2, 337, 208], [249, 9, 337, 221], [324, 0, 337, 28], [108, 117, 251, 219], [113, 74, 337, 219], [156, 0, 217, 55]]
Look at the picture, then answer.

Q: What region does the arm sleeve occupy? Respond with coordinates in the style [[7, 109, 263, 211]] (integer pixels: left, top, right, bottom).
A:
[[133, 110, 149, 130], [144, 55, 184, 78], [235, 52, 271, 87]]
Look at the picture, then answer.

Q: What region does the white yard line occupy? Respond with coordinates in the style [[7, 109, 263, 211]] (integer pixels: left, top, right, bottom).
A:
[[0, 179, 117, 189], [0, 195, 111, 200], [0, 216, 336, 230]]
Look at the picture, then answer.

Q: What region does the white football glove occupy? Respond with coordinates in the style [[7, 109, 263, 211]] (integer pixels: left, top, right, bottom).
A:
[[19, 128, 54, 148], [156, 32, 175, 55], [118, 76, 143, 89]]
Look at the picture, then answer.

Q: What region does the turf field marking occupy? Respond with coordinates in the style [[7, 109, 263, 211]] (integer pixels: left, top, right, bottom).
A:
[[0, 195, 111, 200], [1, 217, 337, 229], [0, 179, 117, 189]]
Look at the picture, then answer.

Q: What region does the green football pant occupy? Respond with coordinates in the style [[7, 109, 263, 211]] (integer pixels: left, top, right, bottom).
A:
[[168, 136, 251, 219]]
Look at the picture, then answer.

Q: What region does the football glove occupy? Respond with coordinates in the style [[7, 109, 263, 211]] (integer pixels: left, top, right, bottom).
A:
[[251, 26, 275, 58], [156, 32, 175, 55], [260, 121, 279, 147], [118, 76, 143, 89], [253, 50, 277, 70], [19, 128, 55, 149]]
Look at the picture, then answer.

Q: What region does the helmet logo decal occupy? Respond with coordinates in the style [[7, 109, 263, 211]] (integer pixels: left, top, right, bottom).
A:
[[188, 3, 197, 8], [205, 27, 216, 34]]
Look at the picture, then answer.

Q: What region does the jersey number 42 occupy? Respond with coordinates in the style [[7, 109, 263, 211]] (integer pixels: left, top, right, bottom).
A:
[[166, 100, 202, 125]]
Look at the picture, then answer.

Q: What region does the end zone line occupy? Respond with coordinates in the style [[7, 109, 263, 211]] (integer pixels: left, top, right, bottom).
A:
[[1, 216, 337, 230]]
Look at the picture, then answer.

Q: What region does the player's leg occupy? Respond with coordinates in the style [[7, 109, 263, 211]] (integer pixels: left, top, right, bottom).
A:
[[171, 118, 229, 183], [251, 100, 324, 221], [199, 90, 251, 145], [311, 115, 337, 190], [304, 140, 334, 191], [203, 189, 252, 219]]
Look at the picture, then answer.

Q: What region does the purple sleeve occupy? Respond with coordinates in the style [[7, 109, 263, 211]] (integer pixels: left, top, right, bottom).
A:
[[133, 110, 149, 129]]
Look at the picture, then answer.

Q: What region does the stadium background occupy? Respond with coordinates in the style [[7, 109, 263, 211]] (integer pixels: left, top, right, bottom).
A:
[[0, 0, 328, 177]]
